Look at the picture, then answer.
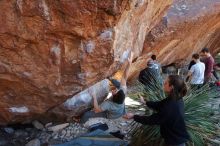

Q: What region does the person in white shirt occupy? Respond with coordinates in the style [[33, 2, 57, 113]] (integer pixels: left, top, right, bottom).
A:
[[186, 53, 205, 89]]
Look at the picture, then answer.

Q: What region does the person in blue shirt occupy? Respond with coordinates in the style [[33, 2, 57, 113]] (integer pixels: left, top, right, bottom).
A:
[[151, 54, 162, 73]]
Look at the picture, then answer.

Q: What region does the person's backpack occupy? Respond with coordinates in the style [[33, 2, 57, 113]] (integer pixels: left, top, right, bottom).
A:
[[89, 123, 108, 132], [215, 81, 220, 86], [110, 130, 125, 139]]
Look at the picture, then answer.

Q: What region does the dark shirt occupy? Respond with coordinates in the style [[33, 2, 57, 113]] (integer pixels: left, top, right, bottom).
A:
[[133, 98, 190, 145], [186, 60, 196, 82], [188, 60, 196, 70], [201, 56, 214, 77]]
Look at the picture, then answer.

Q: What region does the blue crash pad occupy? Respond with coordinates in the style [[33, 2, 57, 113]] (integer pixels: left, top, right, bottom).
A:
[[52, 129, 128, 146]]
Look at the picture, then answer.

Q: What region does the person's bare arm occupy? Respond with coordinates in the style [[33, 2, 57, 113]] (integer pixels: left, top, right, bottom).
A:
[[187, 71, 192, 78], [88, 89, 102, 113], [186, 64, 195, 82]]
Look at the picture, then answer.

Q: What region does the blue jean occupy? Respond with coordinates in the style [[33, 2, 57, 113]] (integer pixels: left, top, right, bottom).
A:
[[80, 111, 107, 123]]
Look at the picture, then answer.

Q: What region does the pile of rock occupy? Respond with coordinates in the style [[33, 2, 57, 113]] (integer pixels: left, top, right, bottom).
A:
[[38, 122, 88, 144], [31, 117, 133, 145]]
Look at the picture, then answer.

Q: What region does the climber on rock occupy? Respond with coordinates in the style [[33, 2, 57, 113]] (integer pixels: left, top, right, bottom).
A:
[[80, 51, 134, 123]]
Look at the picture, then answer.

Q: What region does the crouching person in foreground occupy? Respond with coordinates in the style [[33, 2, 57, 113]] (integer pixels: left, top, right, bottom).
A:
[[124, 75, 190, 146], [80, 52, 133, 123]]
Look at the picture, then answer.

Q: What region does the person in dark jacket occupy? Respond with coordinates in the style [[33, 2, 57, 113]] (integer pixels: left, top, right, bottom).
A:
[[124, 75, 190, 146], [139, 59, 163, 88], [185, 60, 196, 82]]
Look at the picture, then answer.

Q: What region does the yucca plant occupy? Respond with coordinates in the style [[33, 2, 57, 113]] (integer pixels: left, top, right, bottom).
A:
[[215, 53, 220, 64], [128, 72, 219, 146]]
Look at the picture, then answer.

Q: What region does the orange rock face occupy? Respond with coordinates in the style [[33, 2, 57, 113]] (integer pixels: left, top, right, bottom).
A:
[[0, 0, 172, 124], [142, 0, 220, 68]]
